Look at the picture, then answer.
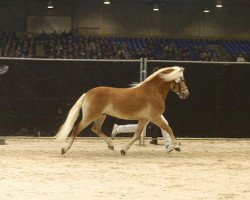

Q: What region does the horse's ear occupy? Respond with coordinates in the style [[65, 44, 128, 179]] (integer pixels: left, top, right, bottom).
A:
[[181, 67, 185, 71]]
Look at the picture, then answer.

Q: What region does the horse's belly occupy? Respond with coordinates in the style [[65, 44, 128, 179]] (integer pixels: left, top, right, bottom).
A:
[[103, 104, 150, 120]]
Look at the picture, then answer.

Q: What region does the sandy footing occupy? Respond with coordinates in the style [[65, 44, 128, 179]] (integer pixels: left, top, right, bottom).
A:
[[0, 138, 250, 200]]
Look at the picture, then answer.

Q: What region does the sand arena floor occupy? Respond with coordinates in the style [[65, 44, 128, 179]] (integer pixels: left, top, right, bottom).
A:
[[0, 137, 250, 200]]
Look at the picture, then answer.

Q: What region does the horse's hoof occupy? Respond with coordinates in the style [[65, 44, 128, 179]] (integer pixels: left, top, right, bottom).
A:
[[61, 148, 66, 155], [121, 150, 126, 156], [108, 146, 114, 151], [166, 144, 174, 153], [167, 148, 175, 153], [174, 147, 181, 152]]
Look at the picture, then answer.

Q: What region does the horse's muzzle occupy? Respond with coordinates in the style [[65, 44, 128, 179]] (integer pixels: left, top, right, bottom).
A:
[[178, 89, 190, 99]]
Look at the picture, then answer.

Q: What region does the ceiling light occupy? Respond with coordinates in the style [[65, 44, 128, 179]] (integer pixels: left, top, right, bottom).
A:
[[204, 9, 210, 13], [216, 0, 223, 8], [47, 0, 53, 9], [104, 0, 111, 5], [153, 4, 159, 12]]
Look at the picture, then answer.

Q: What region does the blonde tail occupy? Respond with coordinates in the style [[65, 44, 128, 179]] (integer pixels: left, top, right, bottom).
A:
[[55, 93, 86, 142]]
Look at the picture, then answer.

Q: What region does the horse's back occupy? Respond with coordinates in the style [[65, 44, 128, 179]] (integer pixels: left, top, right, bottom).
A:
[[85, 86, 129, 106], [86, 86, 138, 97]]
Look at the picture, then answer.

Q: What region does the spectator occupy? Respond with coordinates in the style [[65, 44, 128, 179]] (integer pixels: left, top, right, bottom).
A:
[[236, 53, 246, 62]]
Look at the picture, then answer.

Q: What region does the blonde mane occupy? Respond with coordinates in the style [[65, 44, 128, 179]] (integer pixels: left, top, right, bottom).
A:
[[133, 66, 184, 88]]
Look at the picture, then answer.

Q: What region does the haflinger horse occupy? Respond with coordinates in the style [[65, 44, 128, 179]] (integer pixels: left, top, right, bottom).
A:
[[55, 66, 189, 156]]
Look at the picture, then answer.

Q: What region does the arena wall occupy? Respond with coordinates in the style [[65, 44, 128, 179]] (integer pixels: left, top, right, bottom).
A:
[[0, 58, 249, 138]]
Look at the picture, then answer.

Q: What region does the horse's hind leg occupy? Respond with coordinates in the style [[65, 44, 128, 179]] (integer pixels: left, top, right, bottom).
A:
[[61, 119, 92, 155], [91, 114, 114, 151], [121, 120, 148, 156]]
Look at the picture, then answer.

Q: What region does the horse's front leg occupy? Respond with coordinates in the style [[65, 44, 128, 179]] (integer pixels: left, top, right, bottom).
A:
[[92, 114, 114, 150], [152, 115, 181, 152], [121, 120, 148, 156]]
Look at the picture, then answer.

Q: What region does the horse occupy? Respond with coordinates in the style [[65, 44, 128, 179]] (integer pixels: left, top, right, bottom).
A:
[[55, 66, 189, 155]]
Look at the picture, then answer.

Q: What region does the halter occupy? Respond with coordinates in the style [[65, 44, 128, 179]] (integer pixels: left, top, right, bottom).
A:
[[171, 77, 188, 95]]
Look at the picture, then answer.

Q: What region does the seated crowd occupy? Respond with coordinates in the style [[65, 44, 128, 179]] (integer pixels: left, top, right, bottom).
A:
[[0, 31, 249, 62], [36, 31, 218, 61], [0, 32, 35, 58]]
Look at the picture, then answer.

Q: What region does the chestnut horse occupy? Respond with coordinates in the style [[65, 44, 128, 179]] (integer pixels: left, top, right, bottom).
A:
[[55, 66, 189, 155]]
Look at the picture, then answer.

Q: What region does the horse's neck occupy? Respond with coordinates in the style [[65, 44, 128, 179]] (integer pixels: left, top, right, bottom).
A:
[[143, 78, 170, 100]]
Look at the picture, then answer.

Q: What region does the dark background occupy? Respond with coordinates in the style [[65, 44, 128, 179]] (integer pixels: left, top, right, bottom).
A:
[[148, 61, 250, 138], [0, 58, 249, 138], [0, 59, 141, 136]]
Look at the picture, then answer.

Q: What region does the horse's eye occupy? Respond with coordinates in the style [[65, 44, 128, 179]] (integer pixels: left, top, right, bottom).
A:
[[175, 78, 180, 83]]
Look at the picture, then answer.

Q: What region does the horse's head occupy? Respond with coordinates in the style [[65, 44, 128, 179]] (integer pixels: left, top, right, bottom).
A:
[[169, 67, 189, 99], [142, 66, 190, 99], [157, 66, 190, 99]]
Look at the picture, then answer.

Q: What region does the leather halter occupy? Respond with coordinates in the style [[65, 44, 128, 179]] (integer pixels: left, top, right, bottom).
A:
[[171, 77, 188, 95]]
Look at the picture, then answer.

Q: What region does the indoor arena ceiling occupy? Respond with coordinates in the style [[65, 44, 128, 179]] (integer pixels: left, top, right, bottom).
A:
[[128, 0, 250, 7], [51, 0, 250, 7], [61, 0, 250, 6]]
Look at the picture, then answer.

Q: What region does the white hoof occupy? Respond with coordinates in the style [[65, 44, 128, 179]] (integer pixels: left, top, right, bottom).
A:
[[166, 144, 175, 153]]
